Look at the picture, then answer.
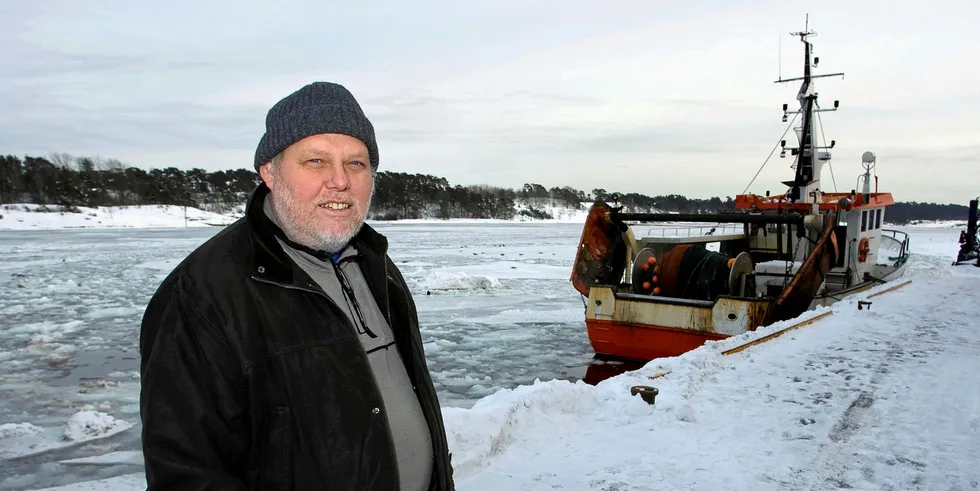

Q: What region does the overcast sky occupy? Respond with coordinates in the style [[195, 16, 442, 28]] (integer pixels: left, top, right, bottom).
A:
[[1, 0, 976, 204]]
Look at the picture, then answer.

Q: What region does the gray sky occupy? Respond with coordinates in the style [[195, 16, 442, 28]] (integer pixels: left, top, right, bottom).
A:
[[2, 0, 977, 204]]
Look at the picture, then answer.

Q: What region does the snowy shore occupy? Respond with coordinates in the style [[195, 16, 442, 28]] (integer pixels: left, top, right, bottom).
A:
[[0, 204, 238, 230], [0, 202, 593, 230], [0, 202, 968, 230]]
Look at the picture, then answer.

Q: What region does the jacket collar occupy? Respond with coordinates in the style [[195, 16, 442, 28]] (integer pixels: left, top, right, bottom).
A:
[[244, 182, 389, 286]]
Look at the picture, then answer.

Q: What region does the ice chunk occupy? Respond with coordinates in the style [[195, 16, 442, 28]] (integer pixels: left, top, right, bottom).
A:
[[64, 411, 131, 441], [0, 422, 43, 439], [421, 271, 501, 291]]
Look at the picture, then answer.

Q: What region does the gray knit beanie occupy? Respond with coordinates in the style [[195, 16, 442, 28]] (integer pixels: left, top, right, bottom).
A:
[[253, 82, 378, 171]]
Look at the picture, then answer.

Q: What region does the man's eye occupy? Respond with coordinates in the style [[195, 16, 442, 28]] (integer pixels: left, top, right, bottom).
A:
[[348, 160, 366, 167], [308, 159, 322, 164]]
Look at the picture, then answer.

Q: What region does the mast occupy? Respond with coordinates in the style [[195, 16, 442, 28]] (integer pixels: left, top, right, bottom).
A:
[[776, 16, 845, 204]]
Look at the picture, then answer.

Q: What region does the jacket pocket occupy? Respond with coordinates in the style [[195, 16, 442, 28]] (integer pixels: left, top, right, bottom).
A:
[[258, 405, 293, 491]]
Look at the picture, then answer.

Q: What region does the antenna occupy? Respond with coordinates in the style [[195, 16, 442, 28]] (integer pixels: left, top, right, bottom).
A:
[[790, 14, 816, 41]]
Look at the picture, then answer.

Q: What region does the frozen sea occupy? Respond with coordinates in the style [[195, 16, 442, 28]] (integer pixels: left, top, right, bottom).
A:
[[0, 222, 593, 490], [0, 220, 972, 490]]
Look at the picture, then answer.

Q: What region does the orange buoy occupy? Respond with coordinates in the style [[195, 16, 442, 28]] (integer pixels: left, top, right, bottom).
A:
[[727, 257, 736, 268], [642, 281, 651, 290], [653, 287, 661, 295], [642, 263, 650, 271], [652, 275, 659, 284], [647, 256, 657, 265], [858, 237, 870, 262]]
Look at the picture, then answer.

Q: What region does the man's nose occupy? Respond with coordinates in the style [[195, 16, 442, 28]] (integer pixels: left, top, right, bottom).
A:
[[324, 161, 350, 191]]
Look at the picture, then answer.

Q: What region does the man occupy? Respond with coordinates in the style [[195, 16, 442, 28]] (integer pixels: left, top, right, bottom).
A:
[[139, 82, 454, 490]]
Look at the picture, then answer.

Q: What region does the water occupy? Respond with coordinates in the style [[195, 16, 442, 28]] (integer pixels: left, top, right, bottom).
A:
[[0, 223, 596, 489]]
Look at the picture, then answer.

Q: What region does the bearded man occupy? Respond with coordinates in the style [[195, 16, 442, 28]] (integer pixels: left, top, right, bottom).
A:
[[139, 82, 454, 490]]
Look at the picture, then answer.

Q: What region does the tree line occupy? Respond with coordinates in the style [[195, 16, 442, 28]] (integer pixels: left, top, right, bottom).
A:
[[882, 201, 975, 225], [0, 153, 971, 223], [0, 154, 256, 214]]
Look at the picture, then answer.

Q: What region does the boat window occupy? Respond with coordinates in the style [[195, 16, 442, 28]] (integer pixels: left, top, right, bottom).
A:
[[861, 210, 868, 232], [875, 209, 882, 229]]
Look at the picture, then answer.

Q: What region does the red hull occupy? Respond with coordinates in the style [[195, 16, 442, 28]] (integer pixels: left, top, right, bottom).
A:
[[586, 318, 729, 361]]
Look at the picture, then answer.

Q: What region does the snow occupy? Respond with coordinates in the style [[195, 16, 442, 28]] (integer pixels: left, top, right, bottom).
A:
[[0, 202, 594, 231], [513, 201, 593, 223], [1, 220, 977, 490], [419, 271, 502, 291], [62, 412, 131, 443], [0, 411, 132, 460], [903, 219, 969, 229], [0, 423, 43, 440], [0, 204, 237, 230]]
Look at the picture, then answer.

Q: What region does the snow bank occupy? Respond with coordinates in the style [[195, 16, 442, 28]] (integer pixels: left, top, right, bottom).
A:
[[0, 203, 237, 230], [442, 379, 619, 477]]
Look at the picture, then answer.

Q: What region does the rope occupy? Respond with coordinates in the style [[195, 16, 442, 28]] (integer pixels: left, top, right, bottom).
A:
[[742, 111, 800, 195], [783, 231, 806, 290]]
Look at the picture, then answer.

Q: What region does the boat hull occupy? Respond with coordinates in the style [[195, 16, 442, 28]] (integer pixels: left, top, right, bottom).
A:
[[586, 318, 728, 361], [586, 274, 902, 362], [584, 285, 772, 361]]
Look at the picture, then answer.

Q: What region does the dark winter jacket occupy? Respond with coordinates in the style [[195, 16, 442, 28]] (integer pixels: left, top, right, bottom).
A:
[[139, 183, 454, 490]]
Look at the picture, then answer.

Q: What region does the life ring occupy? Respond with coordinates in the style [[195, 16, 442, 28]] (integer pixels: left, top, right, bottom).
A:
[[857, 237, 870, 263]]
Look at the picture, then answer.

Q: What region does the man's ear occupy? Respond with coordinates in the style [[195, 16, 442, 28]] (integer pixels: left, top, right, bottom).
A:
[[258, 162, 274, 188]]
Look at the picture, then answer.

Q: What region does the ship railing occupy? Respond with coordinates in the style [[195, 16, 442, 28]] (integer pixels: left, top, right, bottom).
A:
[[881, 229, 910, 260], [641, 222, 744, 239]]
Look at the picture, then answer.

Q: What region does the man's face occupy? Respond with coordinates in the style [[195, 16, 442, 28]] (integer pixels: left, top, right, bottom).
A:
[[259, 133, 374, 252]]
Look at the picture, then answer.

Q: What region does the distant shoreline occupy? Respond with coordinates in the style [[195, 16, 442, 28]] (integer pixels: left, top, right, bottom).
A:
[[1, 202, 971, 232]]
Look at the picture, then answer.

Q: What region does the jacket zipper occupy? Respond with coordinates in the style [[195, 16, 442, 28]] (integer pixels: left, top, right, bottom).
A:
[[329, 259, 378, 338], [383, 259, 392, 329]]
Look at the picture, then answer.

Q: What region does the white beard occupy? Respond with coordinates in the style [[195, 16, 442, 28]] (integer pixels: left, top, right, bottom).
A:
[[267, 172, 374, 253]]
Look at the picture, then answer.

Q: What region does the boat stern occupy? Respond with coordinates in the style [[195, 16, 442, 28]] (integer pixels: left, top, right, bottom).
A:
[[584, 285, 770, 361]]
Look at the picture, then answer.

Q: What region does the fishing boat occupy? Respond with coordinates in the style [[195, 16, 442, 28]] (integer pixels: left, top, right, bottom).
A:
[[570, 24, 910, 362]]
